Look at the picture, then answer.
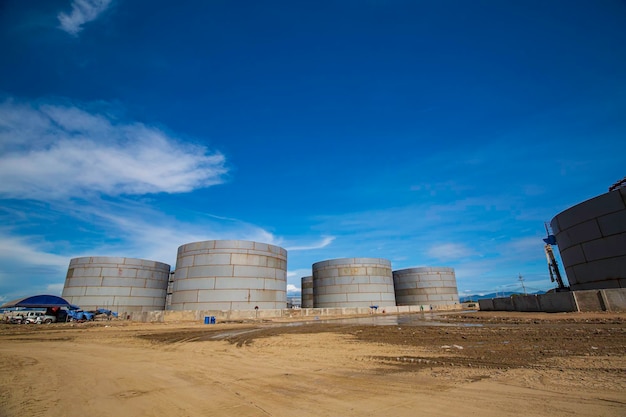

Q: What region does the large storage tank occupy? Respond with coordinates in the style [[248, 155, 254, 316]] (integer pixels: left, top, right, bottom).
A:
[[393, 267, 460, 307], [550, 187, 626, 290], [62, 257, 171, 312], [301, 276, 313, 308], [312, 258, 396, 308], [169, 240, 287, 310]]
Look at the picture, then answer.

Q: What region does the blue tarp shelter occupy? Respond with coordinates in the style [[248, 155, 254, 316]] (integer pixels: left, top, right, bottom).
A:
[[0, 294, 79, 310]]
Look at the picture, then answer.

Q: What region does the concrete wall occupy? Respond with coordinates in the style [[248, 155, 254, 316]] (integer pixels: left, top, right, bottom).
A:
[[393, 267, 460, 307], [512, 295, 541, 312], [480, 293, 577, 313], [312, 258, 396, 308], [128, 303, 462, 323], [551, 188, 626, 290], [478, 289, 626, 313], [62, 257, 171, 312], [537, 292, 577, 312], [573, 291, 605, 312], [600, 289, 626, 312], [169, 240, 287, 310], [301, 276, 313, 308], [492, 297, 515, 311]]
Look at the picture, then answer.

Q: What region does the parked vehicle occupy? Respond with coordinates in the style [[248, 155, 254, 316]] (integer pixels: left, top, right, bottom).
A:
[[23, 311, 45, 324], [66, 310, 94, 322], [34, 314, 57, 324], [22, 311, 57, 324], [4, 312, 25, 324], [4, 308, 67, 324]]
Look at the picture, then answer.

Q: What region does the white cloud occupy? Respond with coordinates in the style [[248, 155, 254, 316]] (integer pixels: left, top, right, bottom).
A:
[[0, 99, 227, 200], [0, 234, 69, 270], [0, 233, 69, 299], [427, 243, 474, 260], [40, 197, 280, 268], [287, 269, 313, 279], [46, 283, 65, 295], [500, 236, 545, 258], [121, 220, 277, 269], [58, 0, 113, 36], [285, 236, 335, 251], [286, 284, 301, 293]]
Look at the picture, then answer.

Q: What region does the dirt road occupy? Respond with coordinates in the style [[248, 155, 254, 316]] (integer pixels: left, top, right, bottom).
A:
[[1, 311, 624, 417]]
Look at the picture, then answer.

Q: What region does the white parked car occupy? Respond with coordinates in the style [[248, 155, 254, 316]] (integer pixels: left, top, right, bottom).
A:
[[23, 311, 57, 324]]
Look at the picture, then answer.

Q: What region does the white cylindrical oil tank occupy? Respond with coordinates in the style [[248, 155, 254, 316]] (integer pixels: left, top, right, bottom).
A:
[[170, 240, 287, 310], [312, 258, 395, 308], [301, 276, 313, 308], [393, 267, 460, 307], [62, 257, 171, 313]]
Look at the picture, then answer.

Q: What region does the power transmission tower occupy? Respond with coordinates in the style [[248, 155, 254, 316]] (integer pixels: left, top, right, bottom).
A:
[[519, 273, 527, 295]]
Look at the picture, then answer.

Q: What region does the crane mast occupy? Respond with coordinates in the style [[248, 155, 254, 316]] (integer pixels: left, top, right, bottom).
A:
[[544, 243, 566, 289], [543, 223, 568, 290]]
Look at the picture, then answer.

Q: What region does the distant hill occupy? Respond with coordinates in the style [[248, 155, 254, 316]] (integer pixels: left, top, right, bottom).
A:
[[460, 291, 545, 302]]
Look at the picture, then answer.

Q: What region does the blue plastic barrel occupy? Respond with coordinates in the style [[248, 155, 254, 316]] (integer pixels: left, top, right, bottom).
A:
[[204, 316, 210, 324]]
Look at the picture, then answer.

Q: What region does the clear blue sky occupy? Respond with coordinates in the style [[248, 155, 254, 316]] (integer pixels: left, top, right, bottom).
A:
[[1, 0, 624, 302]]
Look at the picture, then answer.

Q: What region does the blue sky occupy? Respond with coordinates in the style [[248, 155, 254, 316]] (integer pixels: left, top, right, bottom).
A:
[[1, 0, 624, 302]]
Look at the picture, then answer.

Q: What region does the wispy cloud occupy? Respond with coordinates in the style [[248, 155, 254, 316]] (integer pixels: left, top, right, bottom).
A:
[[45, 283, 65, 295], [285, 236, 335, 251], [0, 99, 228, 200], [300, 196, 561, 293], [287, 269, 312, 280], [58, 0, 113, 36], [427, 243, 475, 260], [0, 233, 69, 270], [79, 201, 280, 267], [449, 235, 554, 292], [0, 232, 69, 298], [499, 236, 546, 259]]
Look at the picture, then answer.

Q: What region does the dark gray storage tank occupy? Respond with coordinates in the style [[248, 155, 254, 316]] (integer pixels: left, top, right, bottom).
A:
[[551, 187, 626, 290], [301, 276, 313, 308]]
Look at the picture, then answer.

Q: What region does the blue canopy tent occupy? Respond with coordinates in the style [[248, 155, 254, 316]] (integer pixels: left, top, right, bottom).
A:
[[0, 294, 80, 310]]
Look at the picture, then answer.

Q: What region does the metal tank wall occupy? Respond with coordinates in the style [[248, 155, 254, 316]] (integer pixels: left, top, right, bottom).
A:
[[551, 188, 626, 290], [170, 240, 287, 310], [62, 257, 171, 312], [392, 267, 460, 307], [301, 276, 313, 308], [312, 258, 396, 308]]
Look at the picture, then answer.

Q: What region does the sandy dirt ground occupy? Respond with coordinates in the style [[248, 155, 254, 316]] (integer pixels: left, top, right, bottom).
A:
[[1, 311, 625, 417]]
